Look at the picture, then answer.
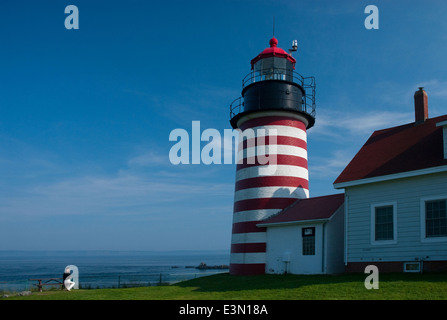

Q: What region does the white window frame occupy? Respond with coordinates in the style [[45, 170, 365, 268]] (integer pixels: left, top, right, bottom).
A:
[[370, 201, 398, 245], [403, 262, 421, 273], [435, 121, 447, 159], [420, 195, 447, 243]]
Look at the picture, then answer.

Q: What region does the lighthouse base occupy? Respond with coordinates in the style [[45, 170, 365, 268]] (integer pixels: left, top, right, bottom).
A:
[[230, 263, 265, 275]]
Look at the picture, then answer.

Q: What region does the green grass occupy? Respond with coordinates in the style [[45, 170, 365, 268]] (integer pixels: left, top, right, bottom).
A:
[[4, 272, 447, 300]]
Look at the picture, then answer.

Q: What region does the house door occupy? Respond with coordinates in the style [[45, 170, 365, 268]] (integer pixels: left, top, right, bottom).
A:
[[294, 226, 322, 274]]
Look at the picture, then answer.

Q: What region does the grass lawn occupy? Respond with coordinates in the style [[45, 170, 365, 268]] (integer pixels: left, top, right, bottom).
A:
[[4, 272, 447, 300]]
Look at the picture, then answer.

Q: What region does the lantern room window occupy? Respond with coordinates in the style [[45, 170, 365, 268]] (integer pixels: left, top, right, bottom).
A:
[[253, 57, 294, 82]]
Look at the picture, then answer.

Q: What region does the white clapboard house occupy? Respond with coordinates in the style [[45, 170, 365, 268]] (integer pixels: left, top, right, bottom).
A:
[[333, 88, 447, 273]]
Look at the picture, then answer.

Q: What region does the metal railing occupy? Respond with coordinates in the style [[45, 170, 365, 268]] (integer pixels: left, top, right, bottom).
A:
[[0, 270, 227, 293], [230, 68, 316, 120], [230, 97, 243, 120], [74, 270, 227, 289], [241, 68, 309, 88]]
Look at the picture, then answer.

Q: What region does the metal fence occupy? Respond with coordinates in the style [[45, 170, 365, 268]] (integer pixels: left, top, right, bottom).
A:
[[0, 270, 227, 294]]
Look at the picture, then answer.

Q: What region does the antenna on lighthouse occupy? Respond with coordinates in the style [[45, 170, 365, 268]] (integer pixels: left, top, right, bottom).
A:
[[272, 16, 275, 37]]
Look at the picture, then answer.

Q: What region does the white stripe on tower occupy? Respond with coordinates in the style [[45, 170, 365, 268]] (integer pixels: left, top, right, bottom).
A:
[[230, 112, 310, 275]]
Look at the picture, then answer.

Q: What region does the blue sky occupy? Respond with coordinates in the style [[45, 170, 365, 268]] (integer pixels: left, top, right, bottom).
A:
[[1, 0, 447, 251]]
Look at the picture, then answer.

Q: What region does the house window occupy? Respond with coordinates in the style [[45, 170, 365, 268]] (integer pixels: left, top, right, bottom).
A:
[[375, 206, 394, 240], [302, 227, 315, 255], [371, 202, 397, 245], [425, 199, 447, 238]]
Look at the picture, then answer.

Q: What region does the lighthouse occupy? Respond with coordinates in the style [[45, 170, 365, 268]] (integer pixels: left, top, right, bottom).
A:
[[229, 37, 316, 275]]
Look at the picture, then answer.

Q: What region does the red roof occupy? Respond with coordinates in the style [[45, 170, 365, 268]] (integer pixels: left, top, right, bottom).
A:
[[334, 114, 447, 185], [250, 37, 296, 69], [258, 193, 344, 226]]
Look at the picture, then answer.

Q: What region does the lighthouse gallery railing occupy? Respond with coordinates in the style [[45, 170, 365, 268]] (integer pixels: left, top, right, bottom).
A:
[[230, 68, 316, 120]]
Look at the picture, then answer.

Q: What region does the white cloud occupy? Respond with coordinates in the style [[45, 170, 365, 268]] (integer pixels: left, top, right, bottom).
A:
[[0, 171, 233, 218], [308, 108, 412, 182], [309, 150, 354, 179], [311, 109, 413, 139], [127, 151, 169, 167], [0, 140, 234, 219], [415, 79, 447, 98], [312, 78, 447, 141]]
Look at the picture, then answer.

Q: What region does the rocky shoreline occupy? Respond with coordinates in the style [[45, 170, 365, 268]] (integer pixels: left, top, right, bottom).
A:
[[185, 262, 229, 270]]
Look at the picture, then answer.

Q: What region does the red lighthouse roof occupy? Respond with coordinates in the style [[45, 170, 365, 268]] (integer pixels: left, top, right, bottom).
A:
[[250, 37, 296, 69], [258, 194, 345, 226]]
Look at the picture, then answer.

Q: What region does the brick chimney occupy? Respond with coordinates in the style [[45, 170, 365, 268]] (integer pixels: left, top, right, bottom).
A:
[[414, 87, 428, 124]]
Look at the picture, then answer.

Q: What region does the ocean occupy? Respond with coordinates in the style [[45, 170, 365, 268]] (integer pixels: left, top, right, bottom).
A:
[[0, 250, 230, 292]]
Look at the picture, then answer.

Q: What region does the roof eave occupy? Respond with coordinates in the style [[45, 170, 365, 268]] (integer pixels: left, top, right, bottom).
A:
[[333, 164, 447, 189], [257, 218, 330, 228]]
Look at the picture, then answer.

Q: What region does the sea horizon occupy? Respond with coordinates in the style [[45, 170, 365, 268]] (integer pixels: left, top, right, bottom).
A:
[[0, 249, 230, 257], [0, 249, 230, 292]]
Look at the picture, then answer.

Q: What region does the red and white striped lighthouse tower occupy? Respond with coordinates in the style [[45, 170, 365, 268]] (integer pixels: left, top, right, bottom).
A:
[[229, 37, 316, 275]]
